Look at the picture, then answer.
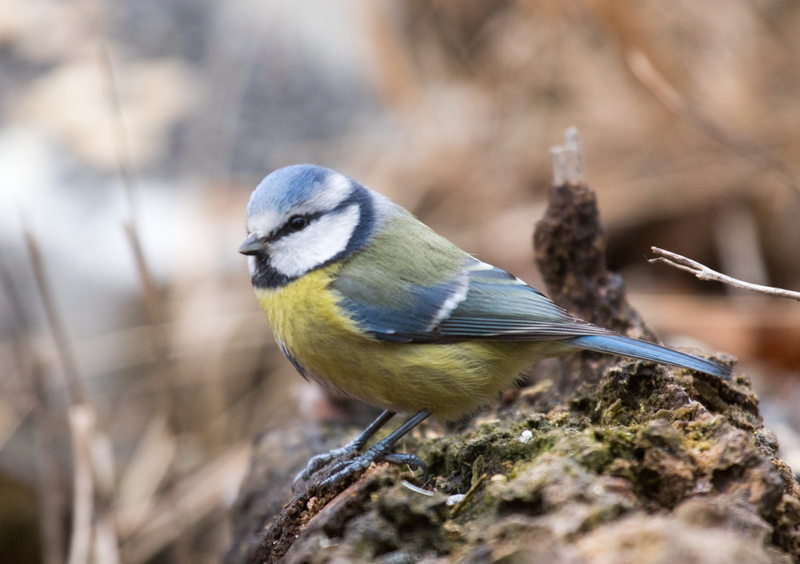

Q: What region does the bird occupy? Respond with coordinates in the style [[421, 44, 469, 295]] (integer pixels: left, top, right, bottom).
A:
[[238, 164, 731, 490]]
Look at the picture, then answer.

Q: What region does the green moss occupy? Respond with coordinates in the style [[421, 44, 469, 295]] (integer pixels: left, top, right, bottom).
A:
[[551, 430, 615, 473], [241, 356, 800, 563]]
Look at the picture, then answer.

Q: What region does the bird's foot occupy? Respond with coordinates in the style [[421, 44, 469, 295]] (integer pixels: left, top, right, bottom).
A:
[[292, 443, 358, 491], [293, 411, 431, 492], [317, 444, 429, 491]]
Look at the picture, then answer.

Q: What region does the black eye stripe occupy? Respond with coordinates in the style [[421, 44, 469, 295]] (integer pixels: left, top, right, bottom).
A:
[[271, 210, 325, 241], [269, 195, 366, 244]]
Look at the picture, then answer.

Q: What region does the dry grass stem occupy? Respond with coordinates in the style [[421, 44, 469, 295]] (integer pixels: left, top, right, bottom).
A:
[[24, 229, 86, 405], [116, 416, 177, 537], [1, 248, 68, 564], [102, 43, 177, 423], [99, 44, 138, 220], [120, 443, 251, 564], [66, 405, 96, 564], [122, 221, 176, 420]]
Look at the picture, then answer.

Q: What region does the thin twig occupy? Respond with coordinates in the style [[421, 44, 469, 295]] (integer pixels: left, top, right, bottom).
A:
[[120, 444, 252, 564], [92, 432, 121, 564], [24, 229, 102, 564], [98, 45, 159, 563], [0, 249, 35, 448], [101, 45, 176, 422], [649, 247, 800, 301], [0, 247, 66, 564], [22, 229, 122, 563], [33, 363, 67, 564], [116, 415, 177, 537], [99, 44, 138, 222], [66, 405, 96, 564], [123, 221, 175, 419], [23, 228, 86, 406], [0, 246, 34, 394]]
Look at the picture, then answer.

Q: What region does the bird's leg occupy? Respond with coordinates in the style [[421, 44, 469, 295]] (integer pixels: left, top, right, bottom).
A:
[[319, 410, 431, 490], [293, 410, 396, 490]]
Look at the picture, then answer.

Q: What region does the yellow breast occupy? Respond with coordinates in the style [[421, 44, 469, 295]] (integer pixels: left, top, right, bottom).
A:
[[255, 265, 553, 420]]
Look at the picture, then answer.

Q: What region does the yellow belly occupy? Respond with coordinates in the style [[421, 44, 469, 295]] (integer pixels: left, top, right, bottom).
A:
[[256, 266, 569, 420]]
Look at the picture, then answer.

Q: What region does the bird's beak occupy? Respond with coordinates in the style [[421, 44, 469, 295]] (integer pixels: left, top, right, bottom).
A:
[[238, 234, 267, 256]]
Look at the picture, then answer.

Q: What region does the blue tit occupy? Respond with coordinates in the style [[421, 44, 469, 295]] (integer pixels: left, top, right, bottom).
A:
[[238, 164, 731, 489]]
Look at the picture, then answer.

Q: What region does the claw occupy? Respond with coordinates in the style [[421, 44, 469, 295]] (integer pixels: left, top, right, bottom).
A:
[[319, 454, 374, 490], [317, 445, 430, 491], [293, 411, 398, 492], [384, 453, 429, 483], [292, 444, 357, 492], [292, 410, 431, 492]]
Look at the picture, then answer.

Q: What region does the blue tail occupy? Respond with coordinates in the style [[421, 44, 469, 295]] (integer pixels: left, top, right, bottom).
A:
[[567, 335, 731, 380]]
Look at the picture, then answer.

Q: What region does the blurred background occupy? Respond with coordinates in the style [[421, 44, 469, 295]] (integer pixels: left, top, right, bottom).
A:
[[0, 0, 799, 562]]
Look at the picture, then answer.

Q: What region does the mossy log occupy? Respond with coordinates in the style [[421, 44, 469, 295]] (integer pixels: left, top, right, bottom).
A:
[[226, 133, 800, 564]]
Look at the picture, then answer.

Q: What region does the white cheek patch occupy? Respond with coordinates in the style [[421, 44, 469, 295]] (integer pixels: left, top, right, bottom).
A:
[[270, 204, 360, 278]]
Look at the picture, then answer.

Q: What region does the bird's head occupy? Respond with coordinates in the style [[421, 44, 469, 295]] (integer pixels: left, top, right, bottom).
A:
[[239, 164, 379, 289]]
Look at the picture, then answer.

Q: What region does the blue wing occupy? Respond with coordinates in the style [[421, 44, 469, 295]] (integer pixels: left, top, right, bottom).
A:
[[436, 260, 611, 341], [332, 256, 731, 380], [331, 265, 469, 342], [334, 257, 610, 343]]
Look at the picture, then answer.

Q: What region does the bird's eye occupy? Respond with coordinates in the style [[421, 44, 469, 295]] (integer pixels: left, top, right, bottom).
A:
[[288, 215, 308, 231]]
